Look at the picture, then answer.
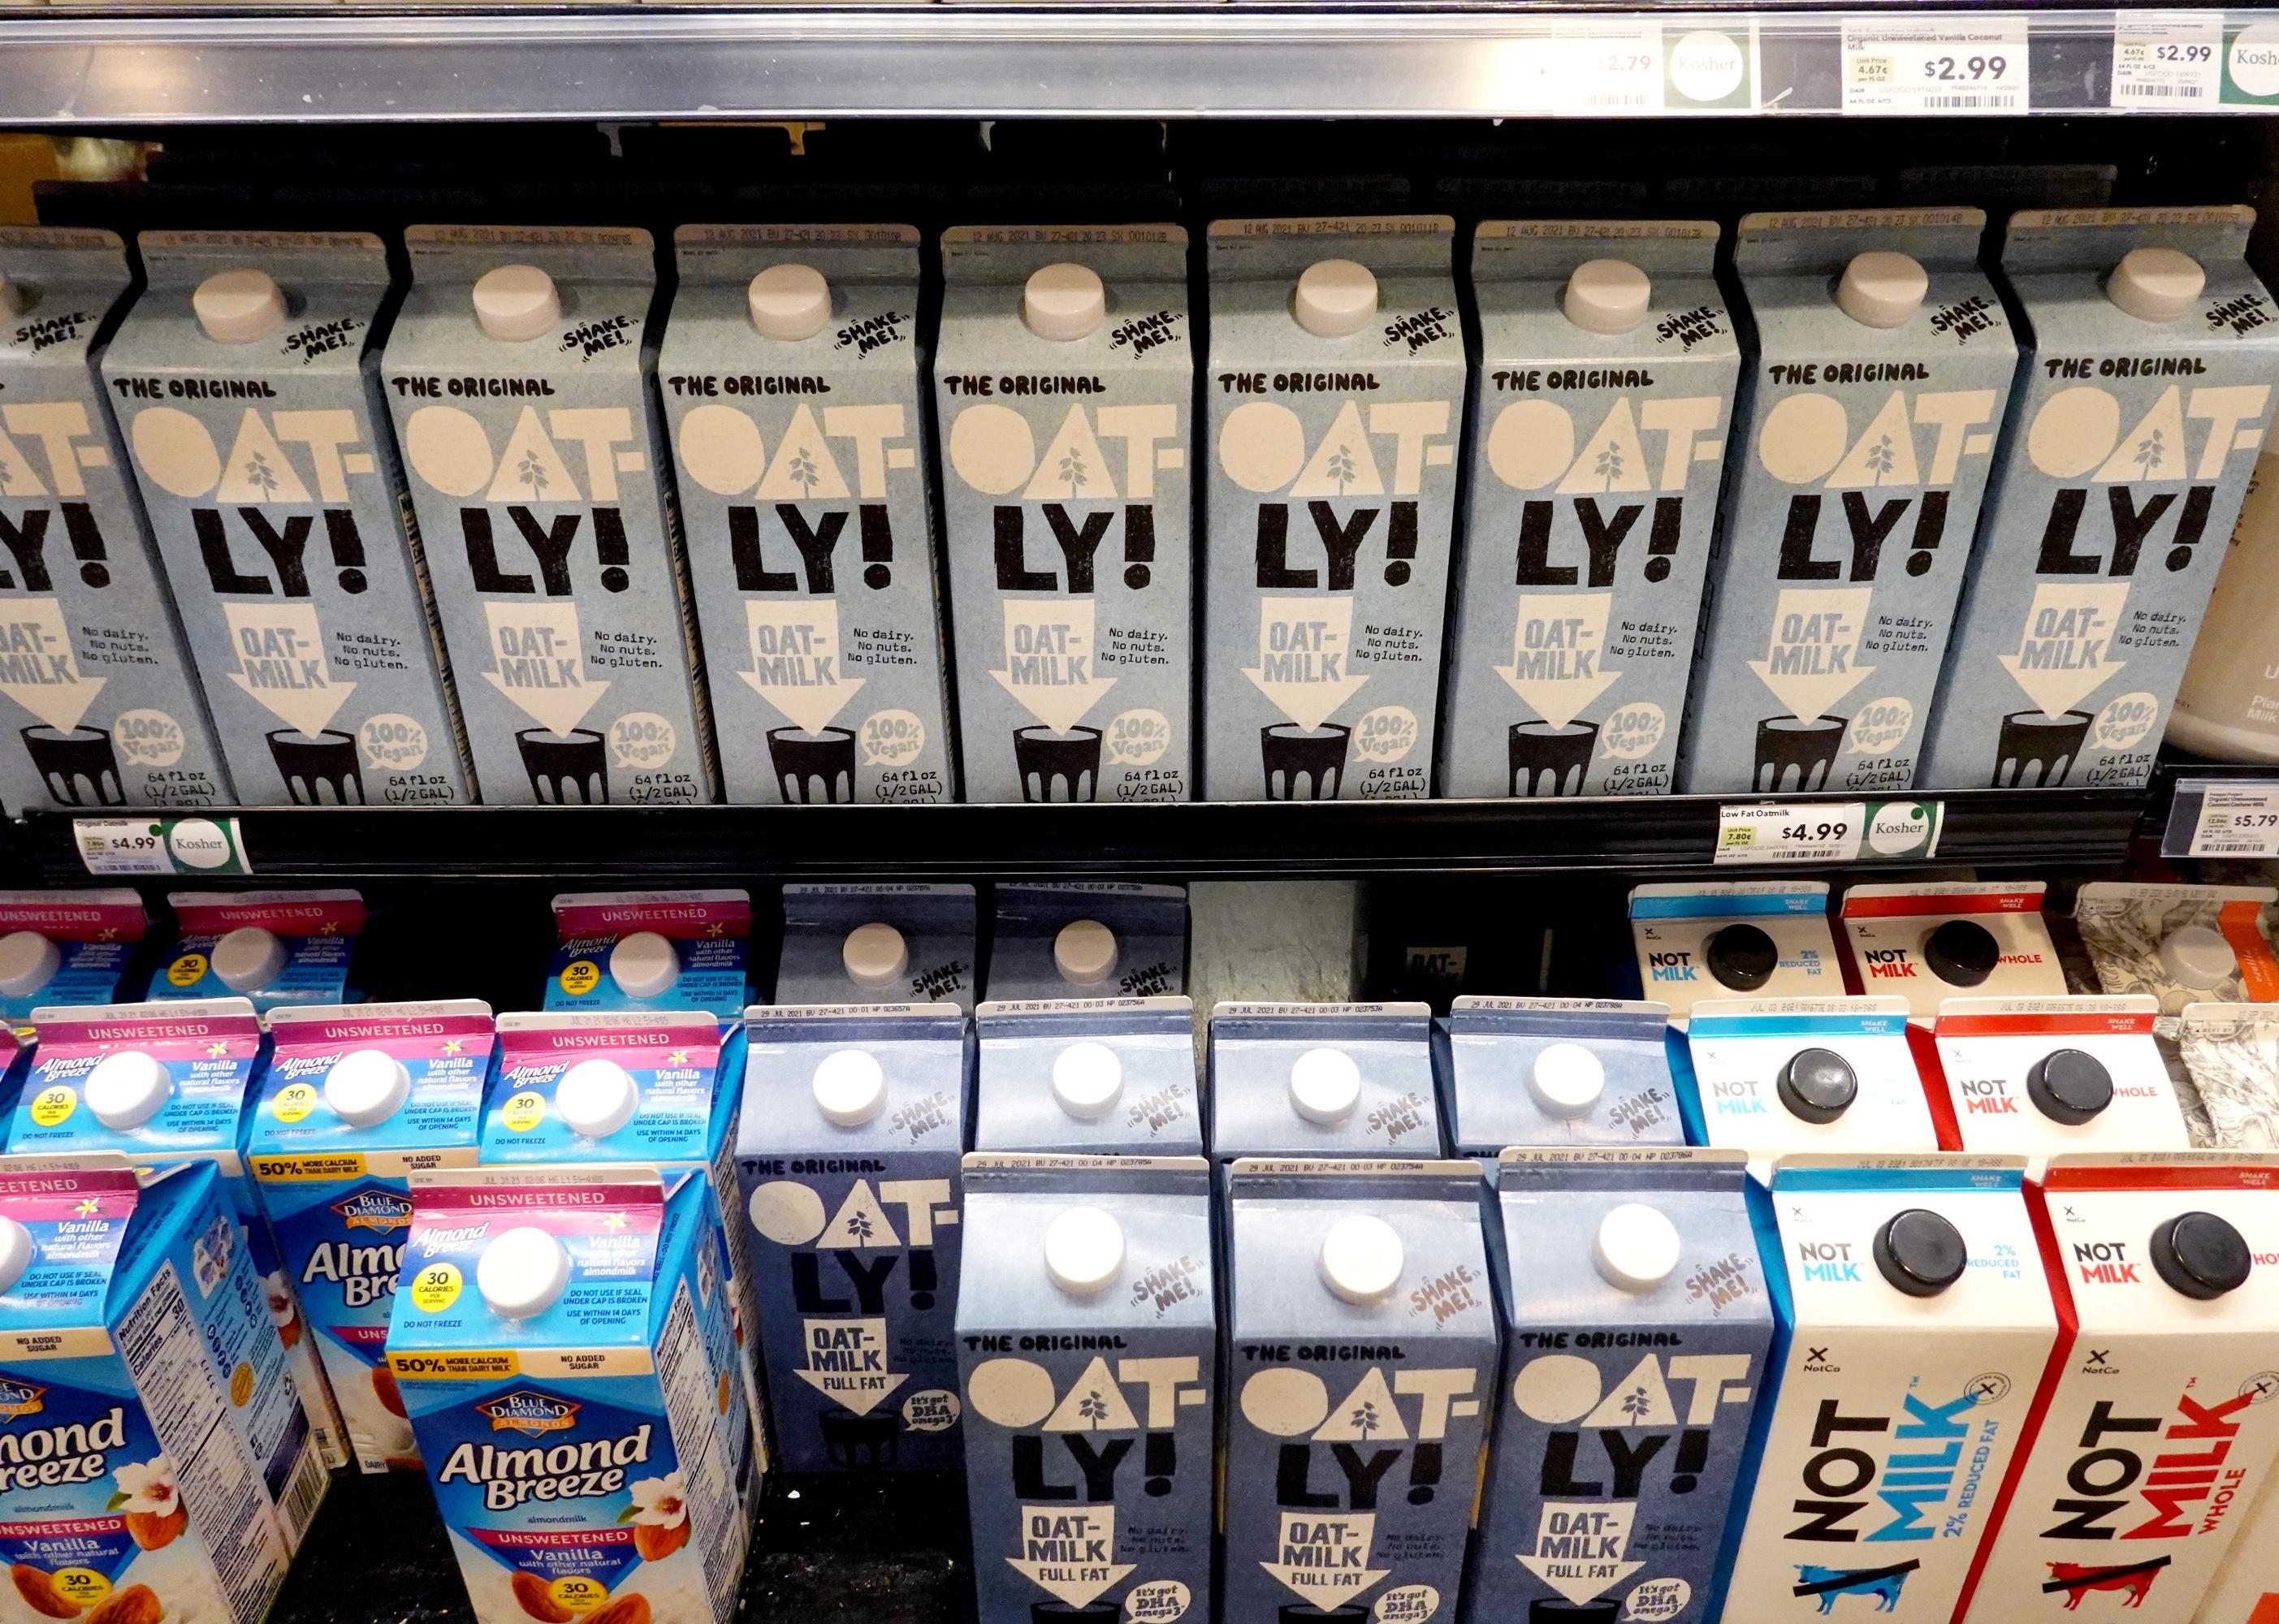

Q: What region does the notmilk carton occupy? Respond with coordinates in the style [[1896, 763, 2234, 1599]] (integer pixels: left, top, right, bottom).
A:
[[660, 225, 953, 806], [972, 997, 1200, 1155], [1927, 996, 2191, 1163], [1680, 998, 1940, 1170], [1956, 1153, 2279, 1624], [247, 1000, 492, 1473], [985, 881, 1186, 1000], [1921, 207, 2279, 792], [1204, 218, 1465, 801], [1680, 209, 2016, 796], [542, 890, 751, 1021], [2075, 883, 2279, 1016], [146, 890, 363, 1015], [955, 1154, 1214, 1624], [774, 883, 979, 1012], [385, 1166, 750, 1624], [934, 225, 1194, 805], [1220, 1158, 1497, 1624], [1444, 221, 1740, 799], [1839, 881, 2068, 1021], [2193, 1487, 2279, 1623], [736, 1003, 969, 1471], [1719, 1155, 2057, 1624], [1472, 1148, 1774, 1624], [0, 889, 145, 1026], [0, 227, 231, 814], [1628, 881, 1842, 1022], [1437, 996, 1684, 1158], [2180, 1004, 2279, 1150], [382, 225, 717, 806], [103, 231, 473, 807], [1208, 1002, 1442, 1161]]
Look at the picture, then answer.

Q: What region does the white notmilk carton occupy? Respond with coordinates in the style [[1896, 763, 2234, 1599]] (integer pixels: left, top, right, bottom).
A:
[[1680, 997, 1940, 1173], [1629, 881, 1843, 1022]]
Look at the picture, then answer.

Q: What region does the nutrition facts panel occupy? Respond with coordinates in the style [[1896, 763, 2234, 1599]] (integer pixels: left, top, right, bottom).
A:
[[657, 1279, 747, 1614]]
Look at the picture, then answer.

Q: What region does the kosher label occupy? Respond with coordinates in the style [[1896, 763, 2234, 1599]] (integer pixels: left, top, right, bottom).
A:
[[1715, 800, 1944, 866], [2111, 11, 2224, 106], [1841, 15, 2030, 114], [2165, 780, 2279, 858], [74, 816, 250, 876]]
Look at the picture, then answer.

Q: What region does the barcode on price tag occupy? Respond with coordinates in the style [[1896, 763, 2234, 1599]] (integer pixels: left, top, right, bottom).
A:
[[1842, 16, 2030, 114], [1553, 23, 1664, 114], [2111, 11, 2223, 106], [1715, 800, 1944, 865], [74, 816, 250, 876], [2186, 784, 2279, 857]]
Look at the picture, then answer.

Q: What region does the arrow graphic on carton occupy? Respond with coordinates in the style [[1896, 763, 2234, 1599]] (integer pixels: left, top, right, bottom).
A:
[[1008, 1504, 1136, 1609], [1996, 581, 2132, 719], [1497, 593, 1622, 728], [1519, 1500, 1641, 1606], [1245, 597, 1370, 732], [794, 1317, 907, 1417], [1747, 586, 1875, 721], [992, 599, 1114, 734], [1261, 1511, 1390, 1611], [224, 600, 357, 736], [0, 597, 106, 732], [741, 601, 864, 734], [483, 600, 608, 737]]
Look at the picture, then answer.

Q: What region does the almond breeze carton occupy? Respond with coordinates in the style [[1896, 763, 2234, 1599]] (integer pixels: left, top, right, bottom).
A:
[[1920, 207, 2279, 792], [955, 1153, 1214, 1624], [1927, 996, 2191, 1165], [103, 231, 473, 807], [1437, 996, 1684, 1160], [145, 890, 363, 1015], [1680, 209, 2016, 796], [1443, 221, 1739, 799], [1208, 1003, 1442, 1161], [935, 225, 1194, 805], [0, 889, 145, 1026], [0, 227, 231, 814], [1221, 1157, 1497, 1624], [1628, 881, 1842, 1023], [1839, 881, 2067, 1021], [775, 883, 979, 1012], [972, 997, 1200, 1155], [542, 890, 750, 1021], [383, 225, 717, 806], [660, 225, 953, 806], [1680, 998, 1939, 1173], [1205, 218, 1465, 801], [986, 881, 1187, 1000], [1472, 1148, 1773, 1624]]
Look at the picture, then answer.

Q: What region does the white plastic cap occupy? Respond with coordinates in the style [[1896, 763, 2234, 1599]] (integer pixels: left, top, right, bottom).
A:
[[1044, 1205, 1125, 1296], [843, 922, 909, 991], [1319, 1212, 1404, 1304], [1289, 1046, 1362, 1125], [1593, 1202, 1683, 1294], [0, 931, 63, 1000], [1023, 263, 1105, 342], [2108, 247, 2206, 324], [324, 1048, 411, 1129], [1294, 259, 1378, 339], [84, 1049, 171, 1131], [193, 269, 287, 345], [1051, 1040, 1124, 1121], [1054, 919, 1118, 986], [478, 1224, 571, 1320], [1563, 258, 1652, 336], [473, 264, 561, 343], [556, 1058, 639, 1139], [1836, 251, 1929, 330], [749, 262, 832, 342], [608, 931, 681, 1000], [211, 926, 288, 993], [0, 1216, 32, 1296], [814, 1048, 886, 1128], [0, 276, 20, 320], [1530, 1042, 1607, 1118], [2160, 923, 2238, 989]]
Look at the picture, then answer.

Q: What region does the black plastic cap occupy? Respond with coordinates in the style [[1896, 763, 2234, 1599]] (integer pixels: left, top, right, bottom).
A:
[[2151, 1211, 2252, 1301], [1776, 1047, 1858, 1124], [1706, 922, 1779, 991], [2026, 1048, 2114, 1125], [1875, 1207, 1969, 1298], [1925, 919, 2001, 987]]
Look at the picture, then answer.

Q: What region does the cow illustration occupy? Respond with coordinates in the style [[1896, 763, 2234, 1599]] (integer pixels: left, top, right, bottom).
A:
[[2043, 1557, 2170, 1611], [1793, 1562, 1916, 1614]]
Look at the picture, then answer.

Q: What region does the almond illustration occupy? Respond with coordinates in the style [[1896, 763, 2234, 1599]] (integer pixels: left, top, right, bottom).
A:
[[372, 1363, 406, 1418], [510, 1571, 573, 1624], [277, 1316, 301, 1350], [586, 1594, 650, 1624], [85, 1585, 160, 1624], [125, 1501, 187, 1551], [631, 1521, 689, 1561], [11, 1564, 80, 1619]]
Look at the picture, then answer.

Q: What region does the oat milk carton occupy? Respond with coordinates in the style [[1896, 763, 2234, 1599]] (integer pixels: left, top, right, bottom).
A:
[[1927, 996, 2192, 1164], [956, 1153, 1215, 1624], [1437, 996, 1684, 1160], [1205, 218, 1465, 801], [1921, 207, 2279, 791], [1838, 881, 2068, 1021], [660, 225, 953, 806], [0, 227, 231, 813], [1472, 1147, 1773, 1624], [1209, 1003, 1442, 1161], [382, 225, 717, 806], [934, 225, 1194, 805], [1444, 221, 1739, 798], [973, 997, 1200, 1155], [1221, 1157, 1497, 1624], [774, 883, 979, 1012], [1680, 998, 1940, 1172], [1681, 209, 2016, 795], [103, 231, 472, 807], [0, 890, 145, 1026], [986, 881, 1187, 1001]]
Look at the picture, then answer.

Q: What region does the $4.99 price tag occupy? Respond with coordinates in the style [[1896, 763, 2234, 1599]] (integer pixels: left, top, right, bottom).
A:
[[74, 816, 249, 876], [1842, 16, 2029, 114], [1715, 801, 1944, 866]]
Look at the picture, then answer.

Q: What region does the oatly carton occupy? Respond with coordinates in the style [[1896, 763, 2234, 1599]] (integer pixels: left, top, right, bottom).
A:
[[955, 1153, 1215, 1624], [1444, 221, 1739, 799], [986, 881, 1187, 1001], [1629, 881, 1843, 1023], [0, 889, 145, 1026], [146, 889, 363, 1016], [1839, 881, 2067, 1021], [1718, 1154, 2057, 1624], [659, 225, 953, 806], [1927, 996, 2191, 1166], [1681, 209, 2016, 796], [774, 883, 979, 1012], [1436, 996, 1684, 1160], [247, 1000, 492, 1474], [1680, 997, 1939, 1173], [382, 225, 717, 806], [972, 996, 1200, 1155], [0, 226, 231, 814], [1204, 217, 1465, 801], [2074, 882, 2279, 1017], [737, 1003, 969, 1472], [934, 225, 1194, 805], [1921, 207, 2279, 792], [1472, 1147, 1773, 1624], [2179, 1003, 2279, 1151], [103, 231, 474, 807], [1208, 1002, 1442, 1162], [1222, 1157, 1497, 1624], [542, 890, 751, 1021]]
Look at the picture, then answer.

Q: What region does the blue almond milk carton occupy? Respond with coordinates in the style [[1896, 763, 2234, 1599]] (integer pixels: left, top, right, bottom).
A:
[[956, 1153, 1216, 1624], [737, 1003, 970, 1471], [385, 1165, 750, 1624], [1437, 997, 1684, 1163], [541, 890, 752, 1021], [1472, 1148, 1773, 1624], [1222, 1157, 1498, 1624], [1209, 1003, 1442, 1162], [775, 883, 979, 1012], [248, 1000, 493, 1473], [1443, 221, 1740, 800], [1680, 209, 2017, 796], [145, 890, 364, 1015], [973, 997, 1200, 1156], [987, 882, 1187, 1001], [0, 890, 146, 1028]]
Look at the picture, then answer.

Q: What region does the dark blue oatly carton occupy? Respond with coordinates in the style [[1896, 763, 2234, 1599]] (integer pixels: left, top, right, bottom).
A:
[[1222, 1157, 1498, 1624], [1472, 1147, 1772, 1624], [1209, 1002, 1442, 1161], [1437, 996, 1684, 1164], [956, 1153, 1216, 1624], [973, 997, 1200, 1155], [774, 882, 979, 1012], [987, 881, 1187, 1001], [737, 1002, 971, 1471]]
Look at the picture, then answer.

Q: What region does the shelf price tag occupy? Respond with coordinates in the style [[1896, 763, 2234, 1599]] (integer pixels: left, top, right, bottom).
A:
[[2166, 780, 2279, 858], [2112, 11, 2223, 107], [1550, 21, 1665, 115], [1715, 800, 1944, 866], [74, 816, 250, 877], [1841, 15, 2030, 115]]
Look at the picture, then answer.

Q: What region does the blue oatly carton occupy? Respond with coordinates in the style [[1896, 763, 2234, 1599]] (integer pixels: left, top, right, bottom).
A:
[[775, 883, 979, 1012], [1209, 1002, 1442, 1161], [986, 881, 1187, 1001], [972, 997, 1200, 1155], [1436, 996, 1684, 1162], [955, 1153, 1215, 1624]]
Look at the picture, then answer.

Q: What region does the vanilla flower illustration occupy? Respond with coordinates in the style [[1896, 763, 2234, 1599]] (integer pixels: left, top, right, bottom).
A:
[[627, 1471, 687, 1529], [115, 1458, 178, 1517]]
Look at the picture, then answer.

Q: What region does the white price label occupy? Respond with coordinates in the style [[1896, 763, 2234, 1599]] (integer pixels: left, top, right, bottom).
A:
[[2112, 11, 2223, 106], [1842, 16, 2030, 114], [1715, 800, 1944, 865], [1553, 23, 1664, 115], [2188, 785, 2279, 857], [74, 816, 249, 876]]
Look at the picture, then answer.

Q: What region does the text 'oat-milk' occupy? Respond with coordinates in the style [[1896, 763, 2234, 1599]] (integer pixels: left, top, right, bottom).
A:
[[1682, 209, 2015, 796], [1444, 221, 1739, 799], [1205, 218, 1464, 802], [986, 881, 1187, 1001], [383, 225, 716, 806], [0, 888, 144, 1026], [956, 1153, 1214, 1624], [1927, 996, 2191, 1165], [1209, 1002, 1442, 1162], [1472, 1147, 1772, 1624], [973, 997, 1200, 1155], [542, 889, 751, 1021], [1222, 1157, 1496, 1624], [0, 227, 231, 814], [935, 225, 1193, 805], [660, 225, 953, 806], [105, 231, 473, 808], [1437, 996, 1684, 1163], [1921, 207, 2279, 792]]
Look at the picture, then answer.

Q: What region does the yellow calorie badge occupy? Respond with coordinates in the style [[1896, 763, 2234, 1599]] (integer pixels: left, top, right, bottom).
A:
[[410, 1260, 462, 1313], [271, 1082, 320, 1125], [549, 1576, 611, 1615], [230, 1361, 254, 1406], [47, 1569, 111, 1610], [500, 1090, 548, 1134], [28, 1084, 76, 1128], [557, 960, 602, 998], [166, 952, 210, 988]]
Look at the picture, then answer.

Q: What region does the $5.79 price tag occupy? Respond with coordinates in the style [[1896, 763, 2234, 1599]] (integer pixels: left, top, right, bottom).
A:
[[1842, 16, 2029, 114], [1715, 801, 1944, 866], [2177, 783, 2279, 858]]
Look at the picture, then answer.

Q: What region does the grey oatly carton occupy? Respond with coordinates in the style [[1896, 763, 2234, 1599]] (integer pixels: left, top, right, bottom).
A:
[[973, 996, 1202, 1156], [934, 226, 1193, 805], [383, 225, 717, 805], [1209, 1001, 1443, 1162], [1204, 218, 1466, 801], [1920, 205, 2279, 791], [106, 231, 474, 806], [1680, 209, 2017, 796], [956, 1153, 1215, 1624], [1442, 221, 1740, 799], [0, 227, 229, 810], [659, 225, 953, 805]]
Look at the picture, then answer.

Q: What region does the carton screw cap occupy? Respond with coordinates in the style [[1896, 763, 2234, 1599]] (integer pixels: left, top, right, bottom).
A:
[[1874, 1207, 1968, 1298], [1289, 1046, 1363, 1125], [1594, 1202, 1683, 1293], [1294, 258, 1378, 339], [2151, 1211, 2252, 1299], [193, 268, 288, 344], [1564, 258, 1652, 335], [1023, 263, 1105, 342], [1054, 918, 1118, 986], [814, 1048, 887, 1128], [2026, 1048, 2113, 1125], [1836, 250, 1929, 329], [1705, 922, 1779, 991], [1051, 1041, 1124, 1121], [1530, 1042, 1607, 1117], [1320, 1212, 1404, 1304], [2108, 247, 2206, 324], [1045, 1205, 1126, 1297], [0, 1216, 32, 1296], [1776, 1047, 1857, 1124], [0, 930, 63, 1000], [84, 1048, 172, 1131], [556, 1058, 640, 1139], [842, 922, 908, 991], [2160, 924, 2238, 990], [478, 1224, 571, 1320], [211, 926, 289, 993], [324, 1048, 411, 1129], [608, 931, 681, 1000], [749, 262, 832, 342], [473, 264, 561, 343], [1925, 919, 2001, 987]]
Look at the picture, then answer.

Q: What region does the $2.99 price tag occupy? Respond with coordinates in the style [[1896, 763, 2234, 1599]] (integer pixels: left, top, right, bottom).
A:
[[1715, 801, 1944, 866], [1842, 16, 2029, 114]]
